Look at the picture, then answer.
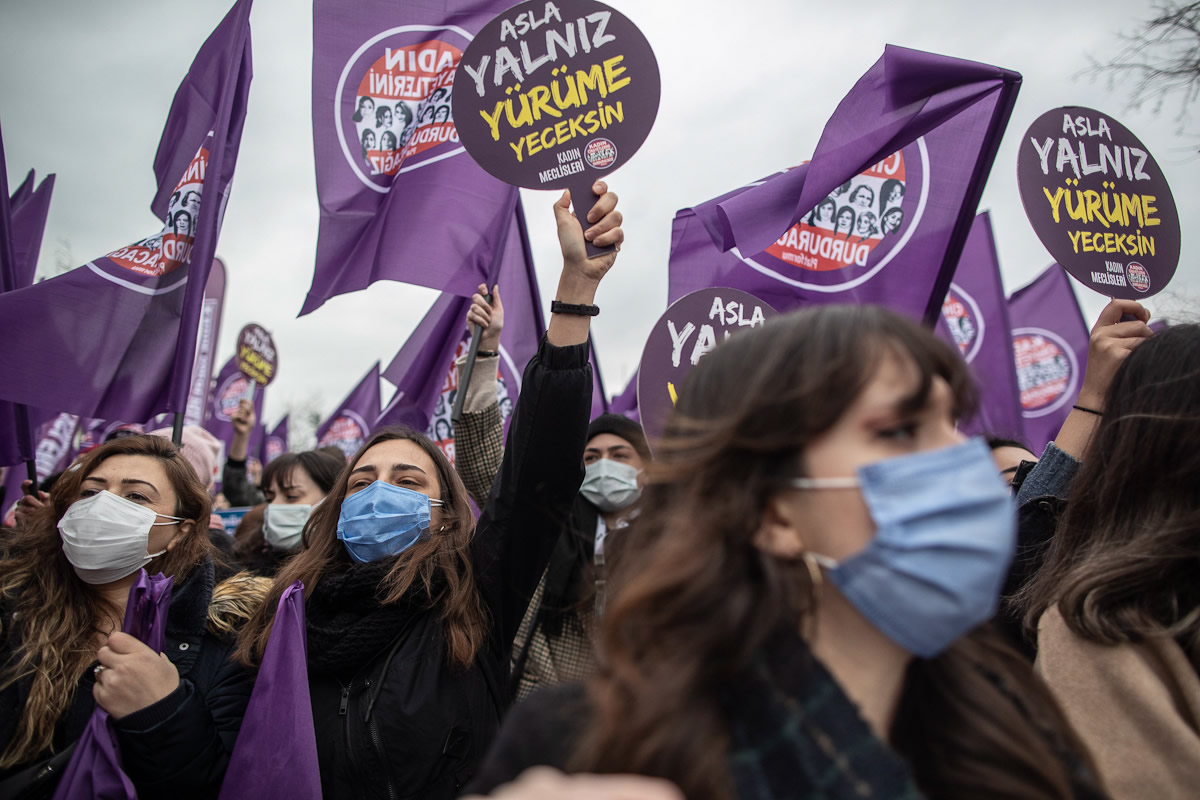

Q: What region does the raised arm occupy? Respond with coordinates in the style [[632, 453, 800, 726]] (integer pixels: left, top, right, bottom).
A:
[[472, 182, 623, 650], [455, 285, 507, 507]]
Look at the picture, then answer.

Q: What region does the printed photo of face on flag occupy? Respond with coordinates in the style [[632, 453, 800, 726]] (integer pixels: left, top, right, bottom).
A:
[[341, 37, 465, 184], [424, 337, 518, 464]]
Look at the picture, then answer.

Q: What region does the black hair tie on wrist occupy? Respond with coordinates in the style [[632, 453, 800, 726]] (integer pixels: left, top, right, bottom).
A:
[[475, 349, 498, 358], [1072, 404, 1103, 416]]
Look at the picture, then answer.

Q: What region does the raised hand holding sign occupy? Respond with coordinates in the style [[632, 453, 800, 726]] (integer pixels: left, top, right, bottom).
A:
[[453, 0, 659, 257]]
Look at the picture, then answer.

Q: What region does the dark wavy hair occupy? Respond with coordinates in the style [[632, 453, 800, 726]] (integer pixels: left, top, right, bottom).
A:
[[1019, 324, 1200, 645], [235, 426, 486, 670], [573, 305, 1099, 800]]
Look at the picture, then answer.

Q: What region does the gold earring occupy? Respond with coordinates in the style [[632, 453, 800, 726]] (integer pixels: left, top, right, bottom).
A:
[[801, 551, 824, 595]]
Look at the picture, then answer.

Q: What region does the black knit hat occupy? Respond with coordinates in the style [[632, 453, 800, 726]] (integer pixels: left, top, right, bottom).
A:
[[586, 413, 650, 460]]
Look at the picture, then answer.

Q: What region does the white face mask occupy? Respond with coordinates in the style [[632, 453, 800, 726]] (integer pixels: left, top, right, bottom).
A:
[[263, 501, 317, 552], [580, 458, 642, 512], [58, 491, 183, 585]]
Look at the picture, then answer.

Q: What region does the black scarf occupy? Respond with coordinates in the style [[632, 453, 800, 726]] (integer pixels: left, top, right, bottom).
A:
[[305, 560, 436, 676]]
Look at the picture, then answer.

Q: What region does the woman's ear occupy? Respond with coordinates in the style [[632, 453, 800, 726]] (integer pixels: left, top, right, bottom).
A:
[[166, 519, 197, 552], [752, 494, 805, 560]]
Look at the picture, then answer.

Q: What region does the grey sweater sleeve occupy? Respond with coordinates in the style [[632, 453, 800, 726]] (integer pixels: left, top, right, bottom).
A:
[[1015, 442, 1080, 506]]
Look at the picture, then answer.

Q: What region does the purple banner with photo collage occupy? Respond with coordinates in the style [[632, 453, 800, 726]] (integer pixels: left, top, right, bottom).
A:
[[1, 412, 80, 525], [317, 362, 381, 460], [935, 212, 1023, 438], [670, 45, 1020, 325], [0, 0, 253, 424], [1006, 264, 1091, 455], [303, 0, 522, 314]]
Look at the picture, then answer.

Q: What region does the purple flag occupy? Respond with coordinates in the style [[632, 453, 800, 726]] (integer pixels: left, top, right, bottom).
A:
[[317, 362, 381, 459], [185, 258, 228, 427], [0, 127, 54, 468], [1, 411, 82, 523], [9, 170, 55, 290], [53, 571, 173, 800], [379, 198, 546, 464], [588, 337, 610, 421], [1007, 265, 1090, 455], [218, 582, 319, 800], [670, 45, 1020, 324], [302, 0, 520, 315], [260, 415, 289, 464], [936, 213, 1023, 438], [0, 1, 253, 423], [610, 371, 638, 421], [205, 356, 265, 483]]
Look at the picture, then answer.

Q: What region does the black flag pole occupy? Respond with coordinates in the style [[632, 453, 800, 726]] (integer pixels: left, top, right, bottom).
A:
[[171, 411, 185, 447]]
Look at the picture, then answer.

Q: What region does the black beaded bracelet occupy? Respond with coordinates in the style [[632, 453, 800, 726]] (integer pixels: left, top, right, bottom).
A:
[[551, 300, 600, 316], [1072, 404, 1103, 416]]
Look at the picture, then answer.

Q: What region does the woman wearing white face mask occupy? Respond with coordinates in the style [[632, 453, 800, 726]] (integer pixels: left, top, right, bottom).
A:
[[470, 306, 1106, 800], [0, 435, 259, 799], [232, 449, 344, 576]]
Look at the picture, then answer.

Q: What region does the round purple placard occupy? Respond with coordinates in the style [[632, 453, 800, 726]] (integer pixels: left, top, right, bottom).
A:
[[1017, 106, 1180, 300], [236, 323, 278, 386], [637, 288, 777, 451], [452, 0, 660, 190]]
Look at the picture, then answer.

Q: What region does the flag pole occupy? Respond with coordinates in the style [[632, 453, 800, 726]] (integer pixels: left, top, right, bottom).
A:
[[172, 411, 184, 447]]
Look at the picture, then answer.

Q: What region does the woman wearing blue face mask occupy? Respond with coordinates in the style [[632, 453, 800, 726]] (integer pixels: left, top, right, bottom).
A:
[[469, 305, 1105, 800], [235, 182, 624, 800], [0, 435, 260, 798]]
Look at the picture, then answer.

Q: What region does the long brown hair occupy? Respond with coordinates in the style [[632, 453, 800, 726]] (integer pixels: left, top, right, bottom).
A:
[[0, 435, 213, 768], [1018, 323, 1200, 645], [235, 426, 487, 671], [574, 306, 1097, 800]]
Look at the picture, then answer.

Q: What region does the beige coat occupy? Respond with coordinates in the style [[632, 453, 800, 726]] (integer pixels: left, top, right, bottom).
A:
[[1037, 606, 1200, 800]]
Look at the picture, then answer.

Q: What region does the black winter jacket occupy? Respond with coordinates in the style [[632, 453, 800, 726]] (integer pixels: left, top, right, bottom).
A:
[[305, 338, 593, 800], [0, 557, 254, 799]]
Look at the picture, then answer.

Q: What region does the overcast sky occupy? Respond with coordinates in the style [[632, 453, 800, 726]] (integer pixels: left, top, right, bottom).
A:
[[2, 0, 1195, 443]]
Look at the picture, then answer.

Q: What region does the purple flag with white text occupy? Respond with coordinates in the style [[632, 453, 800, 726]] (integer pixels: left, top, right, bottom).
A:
[[261, 415, 289, 464], [0, 0, 252, 423], [936, 213, 1023, 438], [317, 362, 381, 459], [1007, 264, 1090, 455], [1, 412, 80, 525], [670, 45, 1020, 324], [378, 198, 547, 464], [302, 0, 520, 314], [185, 258, 228, 427]]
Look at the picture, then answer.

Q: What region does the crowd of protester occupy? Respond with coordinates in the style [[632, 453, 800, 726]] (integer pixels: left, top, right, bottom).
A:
[[0, 184, 1194, 800]]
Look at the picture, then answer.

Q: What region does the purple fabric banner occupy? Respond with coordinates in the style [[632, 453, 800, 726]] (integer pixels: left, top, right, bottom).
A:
[[0, 128, 54, 467], [1007, 264, 1090, 455], [9, 170, 55, 290], [204, 356, 265, 482], [588, 336, 609, 421], [260, 415, 289, 464], [379, 198, 547, 464], [317, 362, 381, 459], [610, 370, 638, 421], [0, 1, 252, 424], [217, 582, 319, 800], [52, 571, 172, 800], [935, 212, 1023, 438], [302, 0, 520, 315], [185, 258, 228, 427], [1, 411, 80, 524], [670, 45, 1020, 325]]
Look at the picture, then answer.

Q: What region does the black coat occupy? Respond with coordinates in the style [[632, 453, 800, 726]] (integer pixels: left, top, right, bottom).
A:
[[0, 557, 253, 799], [305, 338, 592, 800]]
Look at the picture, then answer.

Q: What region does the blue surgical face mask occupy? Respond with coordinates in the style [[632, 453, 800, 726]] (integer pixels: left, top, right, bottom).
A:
[[792, 437, 1016, 658], [336, 480, 445, 564]]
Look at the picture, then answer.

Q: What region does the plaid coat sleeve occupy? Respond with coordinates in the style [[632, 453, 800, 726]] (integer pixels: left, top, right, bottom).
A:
[[454, 401, 505, 507]]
